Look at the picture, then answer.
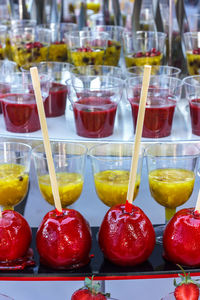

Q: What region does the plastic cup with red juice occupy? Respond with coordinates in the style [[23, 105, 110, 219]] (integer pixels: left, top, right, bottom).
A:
[[37, 62, 72, 117], [184, 75, 200, 136], [126, 76, 182, 138], [67, 75, 124, 138], [0, 72, 50, 133]]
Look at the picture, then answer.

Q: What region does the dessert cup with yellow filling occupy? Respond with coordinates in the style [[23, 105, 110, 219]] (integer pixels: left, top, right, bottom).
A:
[[33, 142, 87, 208], [146, 143, 200, 244], [89, 143, 144, 207], [184, 32, 200, 75], [66, 30, 108, 66], [0, 142, 31, 210], [123, 31, 166, 68]]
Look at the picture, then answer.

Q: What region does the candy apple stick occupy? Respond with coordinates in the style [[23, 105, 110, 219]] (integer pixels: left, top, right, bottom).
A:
[[195, 189, 200, 213], [30, 67, 62, 213], [125, 65, 151, 213]]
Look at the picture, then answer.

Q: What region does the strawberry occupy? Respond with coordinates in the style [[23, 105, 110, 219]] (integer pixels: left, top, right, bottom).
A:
[[174, 265, 200, 300], [71, 277, 110, 300]]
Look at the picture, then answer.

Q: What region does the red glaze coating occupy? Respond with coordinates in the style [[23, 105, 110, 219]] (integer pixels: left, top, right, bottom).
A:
[[0, 210, 32, 261], [163, 208, 200, 267], [71, 289, 107, 300], [98, 204, 155, 266], [36, 208, 92, 269]]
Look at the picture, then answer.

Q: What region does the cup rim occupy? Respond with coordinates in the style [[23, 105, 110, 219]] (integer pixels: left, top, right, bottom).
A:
[[88, 142, 144, 162], [123, 30, 167, 39], [126, 75, 182, 88], [127, 65, 181, 76], [0, 141, 32, 155], [145, 142, 200, 158], [32, 142, 88, 159], [183, 75, 200, 87]]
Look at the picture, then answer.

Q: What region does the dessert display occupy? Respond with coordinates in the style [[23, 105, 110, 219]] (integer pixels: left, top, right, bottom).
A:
[[48, 42, 68, 62], [163, 208, 200, 267], [38, 172, 83, 207], [70, 46, 105, 67], [94, 170, 140, 207], [0, 164, 29, 210], [98, 204, 155, 266], [125, 48, 163, 68], [0, 210, 33, 267], [36, 208, 92, 269]]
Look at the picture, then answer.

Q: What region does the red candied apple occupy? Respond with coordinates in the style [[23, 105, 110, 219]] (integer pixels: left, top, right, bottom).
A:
[[71, 277, 110, 300], [0, 210, 32, 261], [98, 204, 155, 266], [163, 208, 200, 267], [36, 208, 92, 269]]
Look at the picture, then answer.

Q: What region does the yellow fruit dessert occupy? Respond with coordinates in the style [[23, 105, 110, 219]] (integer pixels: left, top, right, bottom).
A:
[[0, 164, 29, 209], [70, 47, 105, 66], [38, 172, 83, 207], [125, 48, 163, 68], [149, 168, 195, 209], [94, 170, 140, 207], [186, 52, 200, 75], [104, 40, 121, 66], [48, 43, 68, 62]]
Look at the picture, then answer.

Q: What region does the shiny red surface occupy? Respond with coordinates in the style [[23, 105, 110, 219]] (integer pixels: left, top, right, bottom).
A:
[[163, 208, 200, 267], [44, 82, 68, 117], [129, 97, 176, 138], [98, 204, 155, 266], [73, 97, 117, 138], [71, 289, 107, 300], [0, 210, 32, 261], [36, 209, 92, 269]]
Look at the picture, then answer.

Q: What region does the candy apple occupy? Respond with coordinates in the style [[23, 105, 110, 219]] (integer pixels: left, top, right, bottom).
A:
[[0, 210, 32, 261], [36, 208, 92, 269], [163, 208, 200, 267], [71, 277, 110, 300], [98, 204, 155, 266]]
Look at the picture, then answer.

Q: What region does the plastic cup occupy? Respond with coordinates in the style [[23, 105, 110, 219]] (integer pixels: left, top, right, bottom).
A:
[[70, 65, 124, 79], [0, 72, 50, 133], [66, 30, 109, 67], [32, 142, 87, 208], [67, 75, 124, 138], [126, 65, 181, 77], [126, 76, 182, 138], [0, 141, 31, 210], [184, 75, 200, 136], [37, 61, 72, 117], [89, 143, 144, 207], [123, 31, 166, 68], [184, 32, 200, 75]]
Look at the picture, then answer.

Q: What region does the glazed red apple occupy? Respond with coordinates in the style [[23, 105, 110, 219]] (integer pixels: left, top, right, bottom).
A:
[[98, 204, 155, 266], [0, 210, 32, 261], [36, 208, 92, 269], [163, 208, 200, 267]]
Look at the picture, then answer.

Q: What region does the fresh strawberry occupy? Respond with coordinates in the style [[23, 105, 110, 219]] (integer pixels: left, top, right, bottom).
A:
[[71, 277, 110, 300], [174, 265, 200, 300]]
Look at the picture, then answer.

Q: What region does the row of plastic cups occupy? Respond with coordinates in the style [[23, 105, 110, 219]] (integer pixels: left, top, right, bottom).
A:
[[0, 63, 185, 138], [1, 141, 199, 212]]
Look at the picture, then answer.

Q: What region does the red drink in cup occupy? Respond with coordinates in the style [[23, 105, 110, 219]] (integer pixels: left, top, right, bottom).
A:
[[129, 96, 176, 138], [1, 94, 40, 133], [67, 75, 124, 138], [126, 76, 182, 139], [73, 96, 117, 138], [44, 82, 68, 117], [189, 98, 200, 136]]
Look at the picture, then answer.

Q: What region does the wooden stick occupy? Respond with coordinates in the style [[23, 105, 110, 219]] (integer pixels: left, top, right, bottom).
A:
[[30, 67, 62, 213], [126, 65, 151, 212], [195, 189, 200, 213], [0, 208, 2, 218]]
